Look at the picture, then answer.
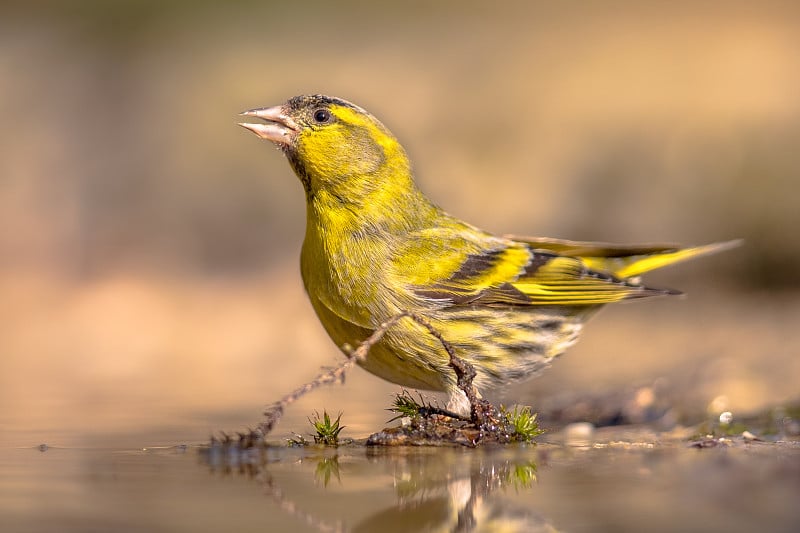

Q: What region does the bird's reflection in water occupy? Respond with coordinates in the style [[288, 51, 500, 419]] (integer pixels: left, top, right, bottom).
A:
[[200, 443, 555, 533], [357, 448, 551, 533]]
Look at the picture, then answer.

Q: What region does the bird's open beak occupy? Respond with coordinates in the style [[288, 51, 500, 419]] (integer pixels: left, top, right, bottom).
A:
[[238, 106, 299, 146]]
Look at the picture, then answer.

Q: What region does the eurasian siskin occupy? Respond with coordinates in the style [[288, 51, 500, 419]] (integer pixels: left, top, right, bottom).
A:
[[239, 95, 737, 417]]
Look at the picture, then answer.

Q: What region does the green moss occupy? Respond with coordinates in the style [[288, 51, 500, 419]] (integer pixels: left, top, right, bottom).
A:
[[388, 390, 428, 420], [310, 411, 345, 446], [502, 405, 545, 443]]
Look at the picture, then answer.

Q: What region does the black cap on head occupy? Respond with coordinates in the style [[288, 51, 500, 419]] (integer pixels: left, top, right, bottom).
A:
[[286, 94, 361, 113]]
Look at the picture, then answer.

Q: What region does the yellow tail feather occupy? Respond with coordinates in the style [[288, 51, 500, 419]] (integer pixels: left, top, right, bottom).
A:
[[581, 240, 743, 279]]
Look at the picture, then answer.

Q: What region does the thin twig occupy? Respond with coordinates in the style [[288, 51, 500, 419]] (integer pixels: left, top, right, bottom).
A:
[[259, 313, 411, 435]]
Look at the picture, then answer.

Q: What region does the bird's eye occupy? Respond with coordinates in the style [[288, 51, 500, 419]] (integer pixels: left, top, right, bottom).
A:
[[312, 108, 332, 124]]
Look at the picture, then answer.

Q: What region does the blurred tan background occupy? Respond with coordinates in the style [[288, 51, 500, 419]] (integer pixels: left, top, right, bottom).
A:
[[1, 0, 798, 447]]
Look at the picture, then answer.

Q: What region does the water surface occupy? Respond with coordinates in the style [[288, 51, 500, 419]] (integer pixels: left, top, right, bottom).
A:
[[4, 435, 798, 532]]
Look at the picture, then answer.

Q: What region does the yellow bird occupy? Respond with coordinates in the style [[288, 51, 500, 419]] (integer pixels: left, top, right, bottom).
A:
[[239, 95, 738, 417]]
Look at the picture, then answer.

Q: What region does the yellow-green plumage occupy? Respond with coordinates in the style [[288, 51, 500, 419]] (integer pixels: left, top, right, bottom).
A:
[[239, 95, 739, 416]]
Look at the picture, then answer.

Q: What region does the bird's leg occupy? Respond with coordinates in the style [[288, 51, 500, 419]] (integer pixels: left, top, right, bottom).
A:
[[260, 310, 490, 436], [400, 312, 494, 427], [352, 310, 486, 423]]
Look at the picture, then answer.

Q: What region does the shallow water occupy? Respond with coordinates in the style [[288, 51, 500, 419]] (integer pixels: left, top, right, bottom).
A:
[[4, 435, 798, 533]]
